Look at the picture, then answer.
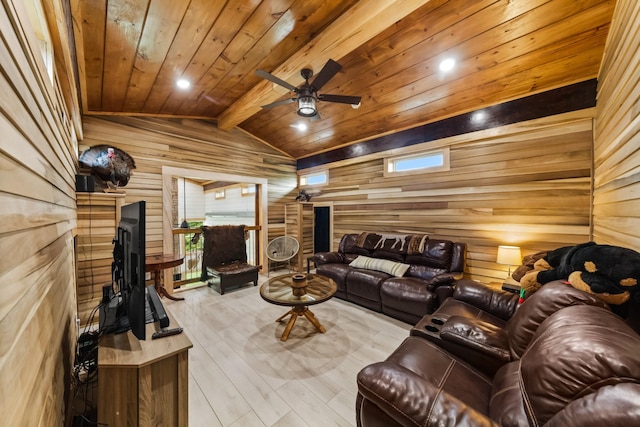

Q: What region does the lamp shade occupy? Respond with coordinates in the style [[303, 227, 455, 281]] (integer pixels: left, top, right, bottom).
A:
[[497, 245, 522, 266]]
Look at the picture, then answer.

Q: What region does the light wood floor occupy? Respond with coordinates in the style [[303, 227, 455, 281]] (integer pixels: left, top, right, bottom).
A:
[[164, 272, 411, 427]]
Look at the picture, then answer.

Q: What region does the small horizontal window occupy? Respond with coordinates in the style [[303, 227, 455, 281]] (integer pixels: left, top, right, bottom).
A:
[[299, 170, 328, 187], [214, 189, 225, 200], [384, 148, 449, 176], [241, 184, 255, 196]]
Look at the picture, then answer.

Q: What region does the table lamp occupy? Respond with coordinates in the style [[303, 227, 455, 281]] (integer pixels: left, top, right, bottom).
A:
[[497, 245, 522, 280]]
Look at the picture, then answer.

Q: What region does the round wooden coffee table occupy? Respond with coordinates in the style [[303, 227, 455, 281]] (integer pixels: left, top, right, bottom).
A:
[[260, 273, 337, 341]]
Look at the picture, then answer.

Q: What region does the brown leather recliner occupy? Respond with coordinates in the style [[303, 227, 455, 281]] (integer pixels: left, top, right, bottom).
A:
[[410, 280, 609, 376], [356, 304, 640, 426]]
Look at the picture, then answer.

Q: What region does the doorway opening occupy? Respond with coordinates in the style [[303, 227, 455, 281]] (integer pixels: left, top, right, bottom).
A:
[[162, 166, 268, 291], [314, 206, 330, 252], [313, 203, 333, 253]]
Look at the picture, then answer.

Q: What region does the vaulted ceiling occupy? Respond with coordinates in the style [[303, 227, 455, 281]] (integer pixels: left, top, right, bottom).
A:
[[70, 0, 616, 160]]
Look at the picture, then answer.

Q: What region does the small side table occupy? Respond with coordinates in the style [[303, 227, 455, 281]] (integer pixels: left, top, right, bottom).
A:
[[501, 282, 521, 294], [487, 281, 521, 294], [145, 254, 185, 301], [306, 256, 316, 273]]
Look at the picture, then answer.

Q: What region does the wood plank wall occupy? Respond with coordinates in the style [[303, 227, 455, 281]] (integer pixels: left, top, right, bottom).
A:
[[76, 193, 125, 324], [79, 115, 297, 270], [0, 1, 78, 426], [285, 202, 314, 271], [301, 110, 595, 284], [593, 0, 640, 251]]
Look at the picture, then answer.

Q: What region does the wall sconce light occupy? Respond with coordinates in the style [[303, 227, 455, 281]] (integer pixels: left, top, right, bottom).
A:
[[496, 245, 521, 280]]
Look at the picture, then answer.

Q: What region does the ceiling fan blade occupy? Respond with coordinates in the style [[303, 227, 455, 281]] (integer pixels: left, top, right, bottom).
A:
[[310, 59, 342, 91], [261, 97, 297, 109], [318, 94, 362, 105], [255, 69, 299, 92]]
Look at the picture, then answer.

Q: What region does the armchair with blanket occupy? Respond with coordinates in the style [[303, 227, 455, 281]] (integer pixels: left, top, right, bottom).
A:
[[200, 225, 258, 295]]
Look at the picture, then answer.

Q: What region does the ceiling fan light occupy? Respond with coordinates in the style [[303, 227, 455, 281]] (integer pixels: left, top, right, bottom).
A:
[[297, 96, 316, 117]]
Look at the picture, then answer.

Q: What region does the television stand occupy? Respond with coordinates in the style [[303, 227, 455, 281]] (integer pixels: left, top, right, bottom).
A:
[[97, 311, 192, 426]]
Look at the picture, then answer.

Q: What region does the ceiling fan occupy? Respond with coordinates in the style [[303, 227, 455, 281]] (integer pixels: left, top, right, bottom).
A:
[[255, 59, 362, 120]]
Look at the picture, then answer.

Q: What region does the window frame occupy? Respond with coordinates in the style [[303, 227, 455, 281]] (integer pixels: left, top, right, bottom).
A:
[[384, 147, 450, 177], [299, 170, 328, 188], [241, 184, 255, 196]]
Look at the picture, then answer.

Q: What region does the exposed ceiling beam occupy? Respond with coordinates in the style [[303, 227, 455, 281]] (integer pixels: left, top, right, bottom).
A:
[[216, 0, 433, 131]]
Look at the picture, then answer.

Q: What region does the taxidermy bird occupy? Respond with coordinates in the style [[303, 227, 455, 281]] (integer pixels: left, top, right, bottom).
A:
[[295, 189, 312, 202], [79, 145, 136, 189]]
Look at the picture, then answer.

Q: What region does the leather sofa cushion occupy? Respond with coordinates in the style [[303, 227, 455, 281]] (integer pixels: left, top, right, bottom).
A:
[[380, 278, 438, 316], [315, 263, 351, 295], [350, 255, 410, 277], [370, 249, 404, 262], [340, 233, 370, 256], [405, 239, 453, 269], [347, 269, 389, 293]]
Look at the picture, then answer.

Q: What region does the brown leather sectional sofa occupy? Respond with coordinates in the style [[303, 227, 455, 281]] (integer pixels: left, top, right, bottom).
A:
[[314, 232, 466, 323], [356, 280, 640, 426]]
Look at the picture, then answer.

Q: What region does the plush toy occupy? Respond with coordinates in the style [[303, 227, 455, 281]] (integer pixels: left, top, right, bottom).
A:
[[519, 242, 640, 307]]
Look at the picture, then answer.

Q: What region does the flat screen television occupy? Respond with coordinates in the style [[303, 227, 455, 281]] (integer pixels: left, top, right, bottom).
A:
[[101, 200, 170, 340], [101, 200, 148, 339], [119, 200, 147, 339]]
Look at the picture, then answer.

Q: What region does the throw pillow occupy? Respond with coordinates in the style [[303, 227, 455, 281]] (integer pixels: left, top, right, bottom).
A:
[[349, 255, 410, 277]]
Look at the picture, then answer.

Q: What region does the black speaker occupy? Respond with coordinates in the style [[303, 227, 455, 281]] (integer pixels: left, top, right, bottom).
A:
[[75, 174, 95, 192]]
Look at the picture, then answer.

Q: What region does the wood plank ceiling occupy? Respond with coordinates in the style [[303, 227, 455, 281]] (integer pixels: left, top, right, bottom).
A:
[[71, 0, 616, 160]]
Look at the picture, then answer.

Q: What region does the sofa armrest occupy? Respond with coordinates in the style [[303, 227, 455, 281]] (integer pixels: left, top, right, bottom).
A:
[[429, 272, 457, 287], [453, 280, 519, 320], [357, 362, 498, 427], [313, 251, 344, 265], [440, 316, 511, 362], [434, 285, 455, 306]]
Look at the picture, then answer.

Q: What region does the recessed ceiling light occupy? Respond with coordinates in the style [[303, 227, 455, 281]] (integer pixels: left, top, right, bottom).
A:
[[176, 79, 190, 89], [471, 111, 486, 123], [439, 58, 455, 72]]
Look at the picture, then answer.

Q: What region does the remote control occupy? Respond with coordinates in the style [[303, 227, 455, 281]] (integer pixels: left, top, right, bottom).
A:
[[152, 327, 183, 339]]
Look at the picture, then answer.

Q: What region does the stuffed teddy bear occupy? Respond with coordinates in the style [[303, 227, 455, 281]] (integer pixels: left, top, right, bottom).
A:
[[519, 242, 640, 307]]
